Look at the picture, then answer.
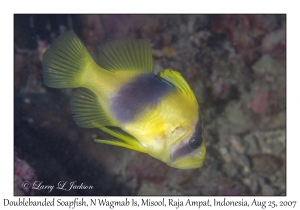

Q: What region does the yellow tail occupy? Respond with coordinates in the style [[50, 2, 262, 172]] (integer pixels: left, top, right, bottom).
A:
[[42, 31, 94, 88]]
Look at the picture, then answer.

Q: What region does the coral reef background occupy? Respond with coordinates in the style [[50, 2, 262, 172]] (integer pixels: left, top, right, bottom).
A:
[[14, 14, 286, 195]]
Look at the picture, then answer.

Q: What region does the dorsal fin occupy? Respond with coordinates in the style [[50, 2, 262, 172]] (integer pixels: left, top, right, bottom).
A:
[[97, 39, 153, 73], [157, 69, 197, 104]]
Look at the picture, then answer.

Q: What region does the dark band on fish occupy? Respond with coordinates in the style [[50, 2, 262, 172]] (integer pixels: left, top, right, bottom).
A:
[[171, 143, 194, 162], [110, 74, 174, 123], [190, 115, 203, 149], [171, 116, 203, 162]]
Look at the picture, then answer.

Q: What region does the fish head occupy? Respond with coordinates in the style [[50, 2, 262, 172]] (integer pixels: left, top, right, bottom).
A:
[[167, 116, 206, 169]]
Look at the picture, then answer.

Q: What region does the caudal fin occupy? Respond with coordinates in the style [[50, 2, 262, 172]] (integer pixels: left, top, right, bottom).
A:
[[42, 30, 93, 88]]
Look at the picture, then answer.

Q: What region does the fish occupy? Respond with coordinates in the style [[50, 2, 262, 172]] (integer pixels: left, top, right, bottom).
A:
[[42, 31, 206, 169]]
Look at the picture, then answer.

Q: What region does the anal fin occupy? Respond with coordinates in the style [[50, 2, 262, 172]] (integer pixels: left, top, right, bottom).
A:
[[70, 88, 146, 152], [70, 88, 114, 128]]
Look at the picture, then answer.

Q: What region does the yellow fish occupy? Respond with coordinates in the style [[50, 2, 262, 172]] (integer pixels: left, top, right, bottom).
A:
[[42, 31, 206, 169]]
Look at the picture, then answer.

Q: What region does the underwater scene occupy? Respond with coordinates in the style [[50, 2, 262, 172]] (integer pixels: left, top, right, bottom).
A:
[[14, 14, 286, 196]]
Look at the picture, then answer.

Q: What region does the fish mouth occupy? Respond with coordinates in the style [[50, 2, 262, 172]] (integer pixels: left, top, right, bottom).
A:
[[168, 132, 205, 169], [169, 132, 193, 161], [170, 141, 201, 163], [169, 128, 203, 162], [169, 144, 206, 169]]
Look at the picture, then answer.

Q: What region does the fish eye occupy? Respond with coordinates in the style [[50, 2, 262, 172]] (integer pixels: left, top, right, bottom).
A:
[[189, 136, 202, 149]]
